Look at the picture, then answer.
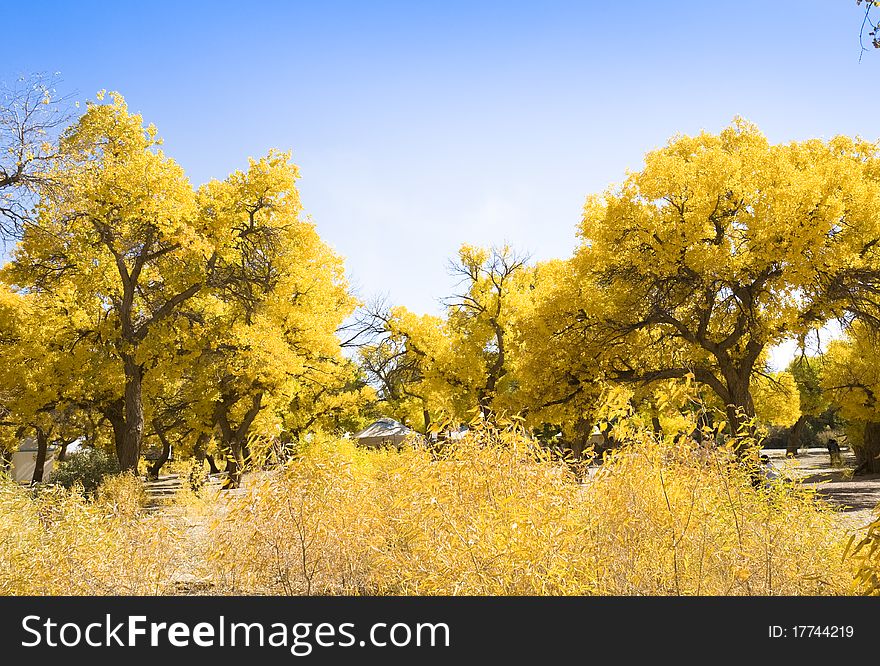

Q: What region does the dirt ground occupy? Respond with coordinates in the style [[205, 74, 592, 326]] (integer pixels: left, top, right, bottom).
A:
[[762, 446, 880, 532]]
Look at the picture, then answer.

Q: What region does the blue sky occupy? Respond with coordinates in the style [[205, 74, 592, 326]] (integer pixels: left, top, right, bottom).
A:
[[3, 1, 877, 367]]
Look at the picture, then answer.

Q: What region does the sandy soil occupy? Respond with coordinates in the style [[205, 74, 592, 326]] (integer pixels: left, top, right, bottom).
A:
[[762, 447, 880, 532]]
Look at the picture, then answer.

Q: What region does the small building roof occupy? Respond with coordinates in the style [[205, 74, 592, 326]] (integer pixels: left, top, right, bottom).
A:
[[353, 417, 413, 440], [17, 437, 59, 453]]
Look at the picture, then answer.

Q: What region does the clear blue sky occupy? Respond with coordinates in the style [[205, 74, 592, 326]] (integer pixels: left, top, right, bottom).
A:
[[3, 1, 877, 367]]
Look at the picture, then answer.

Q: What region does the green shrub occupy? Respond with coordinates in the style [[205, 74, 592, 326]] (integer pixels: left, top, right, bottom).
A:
[[52, 448, 120, 496]]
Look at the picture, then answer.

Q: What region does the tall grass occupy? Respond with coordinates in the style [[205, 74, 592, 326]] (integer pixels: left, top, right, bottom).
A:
[[0, 473, 183, 595], [0, 420, 866, 596], [204, 425, 854, 595]]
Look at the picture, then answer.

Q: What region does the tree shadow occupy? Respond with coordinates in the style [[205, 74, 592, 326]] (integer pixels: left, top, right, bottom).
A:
[[800, 470, 880, 513]]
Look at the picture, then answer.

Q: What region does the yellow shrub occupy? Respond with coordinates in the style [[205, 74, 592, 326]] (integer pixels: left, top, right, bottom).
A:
[[848, 516, 880, 595], [203, 425, 854, 595], [205, 437, 390, 594], [0, 421, 863, 596], [580, 437, 848, 595], [95, 472, 147, 516], [0, 475, 183, 595]]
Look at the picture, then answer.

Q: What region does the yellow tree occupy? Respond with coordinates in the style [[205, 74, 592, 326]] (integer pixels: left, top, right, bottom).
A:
[[514, 257, 705, 449], [822, 325, 880, 473], [358, 319, 430, 429], [785, 355, 828, 455], [4, 92, 210, 471], [443, 245, 530, 418], [0, 285, 57, 477], [751, 371, 800, 430], [385, 307, 474, 426], [284, 358, 375, 441], [0, 285, 112, 481], [188, 151, 358, 486], [540, 119, 880, 446], [510, 258, 608, 438], [367, 245, 532, 429], [137, 322, 209, 479]]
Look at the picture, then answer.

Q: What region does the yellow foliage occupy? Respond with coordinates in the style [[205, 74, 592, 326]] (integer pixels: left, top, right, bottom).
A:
[[0, 474, 182, 595], [848, 515, 880, 595], [203, 423, 852, 596], [1, 92, 366, 472], [520, 119, 880, 437], [0, 415, 865, 596], [823, 325, 880, 423], [751, 371, 800, 427]]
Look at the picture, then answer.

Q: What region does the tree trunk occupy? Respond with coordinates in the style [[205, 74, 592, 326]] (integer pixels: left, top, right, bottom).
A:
[[31, 428, 49, 485], [205, 454, 220, 475], [651, 415, 663, 438], [857, 421, 880, 475], [214, 391, 263, 489], [787, 415, 807, 457], [105, 398, 126, 463], [476, 390, 493, 420], [118, 353, 145, 473], [223, 442, 245, 489], [193, 431, 210, 463], [723, 373, 757, 453], [570, 418, 591, 460], [477, 319, 506, 421], [148, 420, 172, 480]]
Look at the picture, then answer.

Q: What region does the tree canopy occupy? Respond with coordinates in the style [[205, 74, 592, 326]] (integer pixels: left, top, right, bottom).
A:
[[519, 119, 880, 445], [0, 91, 367, 481]]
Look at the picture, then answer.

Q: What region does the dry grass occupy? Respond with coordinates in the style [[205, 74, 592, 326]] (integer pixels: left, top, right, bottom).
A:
[[202, 424, 855, 595], [0, 473, 185, 595], [0, 422, 868, 596]]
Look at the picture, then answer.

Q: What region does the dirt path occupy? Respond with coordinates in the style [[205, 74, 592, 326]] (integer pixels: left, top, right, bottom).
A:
[[763, 447, 880, 532], [143, 472, 248, 594]]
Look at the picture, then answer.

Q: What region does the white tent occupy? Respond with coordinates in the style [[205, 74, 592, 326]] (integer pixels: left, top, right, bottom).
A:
[[353, 417, 413, 448], [11, 437, 59, 484]]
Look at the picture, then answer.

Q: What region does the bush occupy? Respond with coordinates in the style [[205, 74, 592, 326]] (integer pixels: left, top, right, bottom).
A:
[[52, 448, 120, 496], [849, 515, 880, 595], [96, 472, 147, 514], [0, 475, 183, 595], [203, 424, 854, 595], [0, 397, 869, 596]]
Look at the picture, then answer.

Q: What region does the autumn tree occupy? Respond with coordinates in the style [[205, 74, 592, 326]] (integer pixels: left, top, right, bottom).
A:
[[0, 285, 105, 482], [2, 91, 362, 479], [283, 358, 374, 444], [358, 312, 426, 426], [508, 257, 611, 442], [444, 245, 530, 418], [2, 92, 216, 471], [786, 355, 828, 456], [0, 285, 56, 479], [751, 370, 801, 430], [354, 297, 439, 431], [363, 245, 532, 429], [532, 119, 880, 448], [139, 336, 202, 479], [822, 325, 880, 473], [185, 151, 359, 486]]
